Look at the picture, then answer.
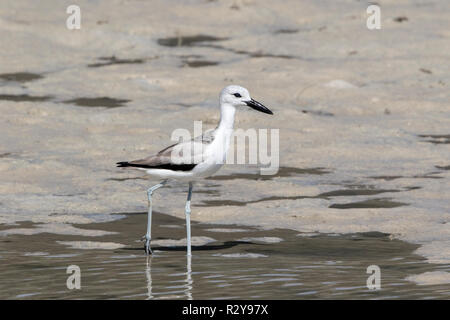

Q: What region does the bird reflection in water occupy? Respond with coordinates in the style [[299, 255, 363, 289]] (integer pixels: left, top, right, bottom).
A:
[[145, 255, 193, 300]]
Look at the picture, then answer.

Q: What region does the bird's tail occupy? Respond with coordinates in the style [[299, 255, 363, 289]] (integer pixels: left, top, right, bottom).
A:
[[116, 162, 131, 167]]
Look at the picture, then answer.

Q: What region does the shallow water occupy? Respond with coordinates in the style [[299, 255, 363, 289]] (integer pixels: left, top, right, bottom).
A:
[[0, 72, 43, 83], [62, 97, 130, 108], [1, 212, 449, 299], [88, 56, 145, 68], [0, 94, 52, 102]]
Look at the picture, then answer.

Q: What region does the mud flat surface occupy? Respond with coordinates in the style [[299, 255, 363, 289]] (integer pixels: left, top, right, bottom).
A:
[[0, 0, 449, 293]]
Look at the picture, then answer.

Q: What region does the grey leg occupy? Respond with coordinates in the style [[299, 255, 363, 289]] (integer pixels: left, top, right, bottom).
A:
[[185, 182, 193, 256], [144, 180, 167, 255]]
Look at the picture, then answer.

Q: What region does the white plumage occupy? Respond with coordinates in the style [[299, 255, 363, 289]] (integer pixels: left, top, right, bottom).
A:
[[117, 85, 273, 255]]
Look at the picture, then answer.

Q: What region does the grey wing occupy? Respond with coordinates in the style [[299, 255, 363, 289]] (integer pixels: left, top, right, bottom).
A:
[[116, 132, 214, 171], [194, 128, 216, 144]]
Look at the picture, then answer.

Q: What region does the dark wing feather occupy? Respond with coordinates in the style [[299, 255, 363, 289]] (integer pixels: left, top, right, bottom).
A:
[[116, 161, 196, 171]]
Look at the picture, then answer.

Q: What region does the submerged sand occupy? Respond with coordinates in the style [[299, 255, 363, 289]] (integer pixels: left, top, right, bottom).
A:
[[0, 0, 449, 285]]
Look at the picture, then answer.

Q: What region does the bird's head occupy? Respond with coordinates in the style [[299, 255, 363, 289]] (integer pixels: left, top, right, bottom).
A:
[[219, 85, 273, 115]]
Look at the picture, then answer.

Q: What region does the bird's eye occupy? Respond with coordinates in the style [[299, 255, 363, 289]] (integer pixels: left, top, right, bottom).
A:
[[233, 93, 242, 98]]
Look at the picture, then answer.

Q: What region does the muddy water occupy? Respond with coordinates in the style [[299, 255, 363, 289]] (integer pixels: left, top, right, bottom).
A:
[[0, 212, 448, 299], [88, 56, 145, 68], [62, 97, 130, 108], [0, 72, 43, 83], [0, 94, 52, 102]]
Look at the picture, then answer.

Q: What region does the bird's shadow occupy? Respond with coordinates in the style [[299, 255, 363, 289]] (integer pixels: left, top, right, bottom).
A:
[[123, 240, 254, 252]]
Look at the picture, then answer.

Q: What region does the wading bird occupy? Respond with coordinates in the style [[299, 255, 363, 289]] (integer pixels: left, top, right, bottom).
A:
[[117, 85, 273, 255]]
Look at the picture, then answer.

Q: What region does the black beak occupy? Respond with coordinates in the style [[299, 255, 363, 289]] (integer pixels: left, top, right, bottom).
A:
[[245, 99, 273, 115]]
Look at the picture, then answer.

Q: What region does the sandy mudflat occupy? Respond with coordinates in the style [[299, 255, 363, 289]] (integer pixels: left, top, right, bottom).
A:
[[0, 0, 449, 285]]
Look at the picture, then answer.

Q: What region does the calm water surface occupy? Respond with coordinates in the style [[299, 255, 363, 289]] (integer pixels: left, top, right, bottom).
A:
[[0, 212, 449, 299]]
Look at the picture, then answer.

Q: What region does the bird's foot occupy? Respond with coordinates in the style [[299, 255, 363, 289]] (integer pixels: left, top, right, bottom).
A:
[[142, 235, 153, 255]]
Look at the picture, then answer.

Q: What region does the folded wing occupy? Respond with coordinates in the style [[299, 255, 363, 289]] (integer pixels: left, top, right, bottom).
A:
[[117, 130, 216, 172]]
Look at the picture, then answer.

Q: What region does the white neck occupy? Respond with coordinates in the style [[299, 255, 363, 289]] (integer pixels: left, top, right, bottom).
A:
[[212, 103, 235, 164], [218, 103, 236, 130]]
